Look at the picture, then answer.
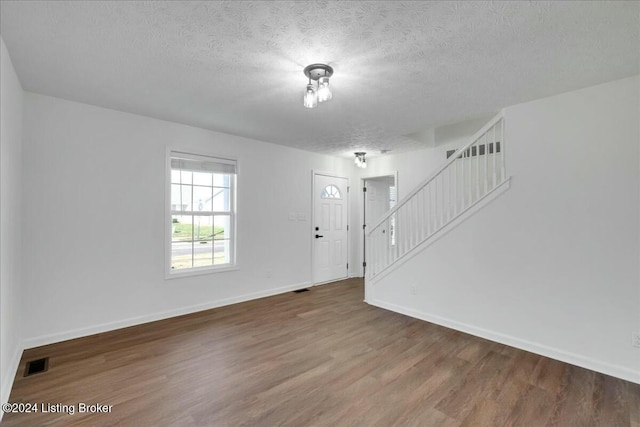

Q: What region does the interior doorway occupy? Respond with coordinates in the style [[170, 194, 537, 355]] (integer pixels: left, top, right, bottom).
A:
[[362, 174, 397, 276]]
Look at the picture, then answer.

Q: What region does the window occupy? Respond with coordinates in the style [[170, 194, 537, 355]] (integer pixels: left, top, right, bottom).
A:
[[168, 151, 236, 276], [321, 184, 341, 199]]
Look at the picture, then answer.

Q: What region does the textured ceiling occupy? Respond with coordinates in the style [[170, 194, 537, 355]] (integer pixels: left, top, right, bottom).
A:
[[1, 1, 638, 157]]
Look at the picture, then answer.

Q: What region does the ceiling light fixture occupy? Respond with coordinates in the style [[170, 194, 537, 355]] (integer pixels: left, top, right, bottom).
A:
[[303, 63, 333, 108], [354, 152, 367, 168]]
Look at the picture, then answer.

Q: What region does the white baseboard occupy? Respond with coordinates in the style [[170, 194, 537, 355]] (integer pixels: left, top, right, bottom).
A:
[[1, 340, 24, 417], [22, 282, 311, 350], [367, 297, 640, 385], [313, 276, 351, 286]]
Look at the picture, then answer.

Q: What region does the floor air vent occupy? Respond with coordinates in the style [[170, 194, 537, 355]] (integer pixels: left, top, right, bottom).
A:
[[293, 288, 310, 293], [24, 357, 49, 377]]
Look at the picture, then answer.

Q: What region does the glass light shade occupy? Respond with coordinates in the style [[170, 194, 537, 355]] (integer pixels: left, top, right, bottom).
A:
[[360, 159, 367, 168], [317, 76, 332, 102], [303, 84, 317, 108]]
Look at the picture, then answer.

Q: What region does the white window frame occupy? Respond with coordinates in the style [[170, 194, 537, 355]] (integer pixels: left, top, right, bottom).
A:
[[165, 149, 238, 279]]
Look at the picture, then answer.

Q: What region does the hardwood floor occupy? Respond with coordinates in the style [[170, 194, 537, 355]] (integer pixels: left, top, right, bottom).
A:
[[3, 278, 639, 426]]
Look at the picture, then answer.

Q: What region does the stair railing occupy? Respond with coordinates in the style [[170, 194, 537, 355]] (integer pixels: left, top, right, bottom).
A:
[[366, 111, 508, 279]]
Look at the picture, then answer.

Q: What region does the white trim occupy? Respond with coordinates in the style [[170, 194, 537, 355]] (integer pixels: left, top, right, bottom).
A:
[[22, 281, 311, 350], [359, 170, 399, 186], [361, 172, 398, 278], [165, 265, 240, 280], [311, 171, 350, 285], [366, 297, 640, 385], [165, 146, 238, 279], [166, 147, 171, 276], [314, 278, 347, 286], [1, 340, 23, 411]]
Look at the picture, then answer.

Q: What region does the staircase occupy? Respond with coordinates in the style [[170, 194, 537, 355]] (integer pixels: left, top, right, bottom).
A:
[[366, 111, 510, 280]]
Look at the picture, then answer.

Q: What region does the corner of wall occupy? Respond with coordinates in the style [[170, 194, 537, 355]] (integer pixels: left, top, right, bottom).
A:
[[0, 35, 25, 409]]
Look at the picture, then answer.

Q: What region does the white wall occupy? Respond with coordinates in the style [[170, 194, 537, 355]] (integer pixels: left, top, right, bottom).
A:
[[21, 92, 355, 347], [367, 75, 640, 383], [0, 37, 24, 406]]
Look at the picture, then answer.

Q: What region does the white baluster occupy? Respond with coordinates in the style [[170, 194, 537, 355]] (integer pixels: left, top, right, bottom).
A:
[[492, 127, 497, 188], [383, 222, 389, 269], [436, 176, 440, 229], [493, 125, 497, 190], [475, 141, 480, 202], [451, 160, 455, 217], [383, 220, 389, 270], [432, 182, 437, 236], [440, 174, 445, 227], [379, 227, 383, 273], [404, 201, 410, 252], [399, 207, 405, 257], [467, 148, 472, 208], [453, 157, 458, 216], [414, 190, 420, 244], [405, 203, 410, 253], [372, 232, 378, 276], [367, 234, 372, 278], [427, 183, 433, 236], [391, 217, 396, 266], [369, 230, 374, 277], [500, 118, 506, 182], [416, 189, 423, 243], [484, 132, 489, 195], [370, 233, 374, 277], [408, 203, 412, 253], [405, 205, 411, 255], [375, 232, 380, 277], [408, 198, 415, 250], [382, 221, 387, 269], [451, 163, 456, 219], [422, 187, 428, 241], [460, 151, 464, 210], [390, 213, 396, 262], [448, 170, 453, 224], [379, 230, 383, 275], [424, 184, 428, 237]]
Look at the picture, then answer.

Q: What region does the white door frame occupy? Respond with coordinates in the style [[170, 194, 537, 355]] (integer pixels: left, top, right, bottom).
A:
[[360, 171, 398, 278], [311, 171, 350, 285]]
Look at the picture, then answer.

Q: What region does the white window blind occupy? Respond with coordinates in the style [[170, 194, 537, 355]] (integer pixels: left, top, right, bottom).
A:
[[170, 153, 236, 175]]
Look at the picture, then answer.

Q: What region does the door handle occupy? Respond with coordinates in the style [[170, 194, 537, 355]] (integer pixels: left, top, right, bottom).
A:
[[315, 234, 324, 239]]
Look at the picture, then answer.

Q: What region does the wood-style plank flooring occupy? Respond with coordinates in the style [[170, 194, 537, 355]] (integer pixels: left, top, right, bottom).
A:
[[3, 279, 639, 426]]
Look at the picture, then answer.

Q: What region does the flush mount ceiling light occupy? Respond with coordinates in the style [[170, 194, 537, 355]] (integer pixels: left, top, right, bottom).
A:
[[354, 152, 367, 168], [303, 63, 333, 109]]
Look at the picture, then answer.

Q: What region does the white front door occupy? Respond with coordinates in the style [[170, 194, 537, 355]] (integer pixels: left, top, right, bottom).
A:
[[313, 174, 348, 284]]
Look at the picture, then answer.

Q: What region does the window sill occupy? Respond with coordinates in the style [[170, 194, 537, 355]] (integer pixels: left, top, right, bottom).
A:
[[165, 265, 239, 280]]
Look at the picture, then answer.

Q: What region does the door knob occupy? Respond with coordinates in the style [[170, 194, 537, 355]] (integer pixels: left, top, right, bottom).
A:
[[315, 234, 324, 239]]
